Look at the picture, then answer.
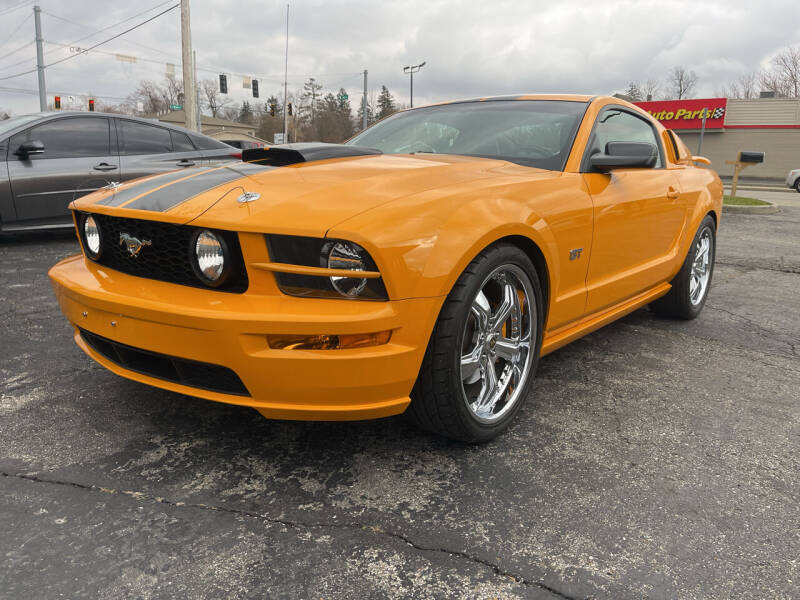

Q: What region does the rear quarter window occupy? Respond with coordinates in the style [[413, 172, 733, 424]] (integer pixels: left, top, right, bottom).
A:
[[189, 133, 229, 150]]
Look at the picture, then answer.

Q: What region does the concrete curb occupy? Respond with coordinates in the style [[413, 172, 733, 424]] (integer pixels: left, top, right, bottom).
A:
[[723, 202, 780, 215]]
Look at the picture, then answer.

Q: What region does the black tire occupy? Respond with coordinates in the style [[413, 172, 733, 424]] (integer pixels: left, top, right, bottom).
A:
[[794, 179, 800, 193], [650, 215, 716, 320], [407, 243, 544, 443]]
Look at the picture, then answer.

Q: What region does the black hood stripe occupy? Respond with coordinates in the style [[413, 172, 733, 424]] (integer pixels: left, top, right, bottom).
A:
[[123, 163, 275, 213], [94, 168, 213, 207]]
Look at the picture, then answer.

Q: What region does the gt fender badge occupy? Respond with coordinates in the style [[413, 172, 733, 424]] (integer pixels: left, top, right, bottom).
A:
[[119, 232, 152, 257], [569, 248, 583, 261]]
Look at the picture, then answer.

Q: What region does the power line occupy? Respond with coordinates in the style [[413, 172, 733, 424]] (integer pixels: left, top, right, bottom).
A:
[[0, 41, 33, 63], [0, 3, 179, 82], [0, 12, 32, 54], [40, 1, 176, 56], [0, 0, 33, 19]]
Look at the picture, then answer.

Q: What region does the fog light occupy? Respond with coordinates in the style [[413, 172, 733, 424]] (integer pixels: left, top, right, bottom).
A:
[[268, 330, 392, 350], [192, 229, 228, 285], [83, 215, 102, 258]]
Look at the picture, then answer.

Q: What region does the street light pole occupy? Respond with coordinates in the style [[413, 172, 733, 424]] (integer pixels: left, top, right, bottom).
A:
[[403, 61, 425, 108]]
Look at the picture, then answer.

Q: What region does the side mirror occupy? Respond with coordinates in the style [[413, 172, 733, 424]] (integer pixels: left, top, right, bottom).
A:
[[15, 140, 45, 158], [590, 141, 657, 172]]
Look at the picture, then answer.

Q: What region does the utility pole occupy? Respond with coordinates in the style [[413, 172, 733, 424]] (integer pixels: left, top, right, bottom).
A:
[[194, 50, 201, 131], [403, 62, 426, 108], [180, 0, 198, 131], [282, 3, 289, 144], [362, 69, 368, 130], [33, 5, 46, 112]]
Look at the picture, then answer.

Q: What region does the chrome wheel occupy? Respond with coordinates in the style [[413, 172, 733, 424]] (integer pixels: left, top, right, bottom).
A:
[[460, 264, 535, 424], [689, 227, 713, 306]]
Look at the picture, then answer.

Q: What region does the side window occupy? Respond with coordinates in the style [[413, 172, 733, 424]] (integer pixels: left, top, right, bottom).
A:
[[589, 109, 663, 168], [189, 133, 230, 150], [170, 130, 196, 152], [118, 120, 172, 155], [10, 118, 110, 160]]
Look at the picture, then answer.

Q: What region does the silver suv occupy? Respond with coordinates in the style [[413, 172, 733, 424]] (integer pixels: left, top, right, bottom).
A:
[[0, 112, 240, 232]]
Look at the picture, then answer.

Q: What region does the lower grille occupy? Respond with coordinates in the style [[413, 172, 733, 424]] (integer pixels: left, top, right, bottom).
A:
[[85, 213, 248, 293], [80, 328, 250, 397]]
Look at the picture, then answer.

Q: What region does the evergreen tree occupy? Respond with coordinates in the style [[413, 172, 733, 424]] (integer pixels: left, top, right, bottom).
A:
[[300, 77, 323, 126], [376, 85, 396, 120], [238, 100, 254, 124]]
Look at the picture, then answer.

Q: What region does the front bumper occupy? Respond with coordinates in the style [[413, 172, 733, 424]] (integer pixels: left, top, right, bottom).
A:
[[49, 254, 444, 420]]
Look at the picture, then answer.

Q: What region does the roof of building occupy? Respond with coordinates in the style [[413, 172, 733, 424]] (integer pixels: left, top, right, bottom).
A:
[[148, 110, 253, 131]]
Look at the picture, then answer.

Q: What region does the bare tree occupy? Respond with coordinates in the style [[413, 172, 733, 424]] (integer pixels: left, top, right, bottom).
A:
[[641, 79, 661, 101], [624, 81, 643, 101], [667, 66, 698, 99], [199, 79, 230, 117], [717, 72, 759, 99], [759, 46, 800, 97], [161, 73, 184, 109], [128, 80, 167, 114]]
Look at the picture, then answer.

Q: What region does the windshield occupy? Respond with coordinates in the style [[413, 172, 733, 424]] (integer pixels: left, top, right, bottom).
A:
[[0, 114, 42, 138], [347, 100, 587, 170]]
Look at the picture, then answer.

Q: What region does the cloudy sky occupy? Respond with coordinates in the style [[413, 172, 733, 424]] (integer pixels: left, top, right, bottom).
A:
[[1, 0, 798, 115]]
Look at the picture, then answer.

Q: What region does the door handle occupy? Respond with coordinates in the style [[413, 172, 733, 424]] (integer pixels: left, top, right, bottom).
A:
[[93, 162, 117, 171], [667, 188, 680, 200], [177, 159, 196, 167]]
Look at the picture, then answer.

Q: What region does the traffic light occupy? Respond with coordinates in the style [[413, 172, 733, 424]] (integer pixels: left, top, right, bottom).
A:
[[219, 74, 228, 94], [269, 103, 276, 117], [252, 79, 259, 98], [288, 102, 293, 116], [88, 98, 95, 112], [54, 96, 61, 110]]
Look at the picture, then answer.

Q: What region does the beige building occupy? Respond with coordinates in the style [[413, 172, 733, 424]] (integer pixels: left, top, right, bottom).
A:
[[150, 110, 270, 146], [664, 98, 800, 182]]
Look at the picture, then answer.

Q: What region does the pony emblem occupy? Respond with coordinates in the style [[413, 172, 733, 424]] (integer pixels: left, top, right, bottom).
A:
[[119, 232, 152, 257]]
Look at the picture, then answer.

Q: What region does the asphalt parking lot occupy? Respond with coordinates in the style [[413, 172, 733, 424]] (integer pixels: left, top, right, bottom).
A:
[[1, 203, 798, 599]]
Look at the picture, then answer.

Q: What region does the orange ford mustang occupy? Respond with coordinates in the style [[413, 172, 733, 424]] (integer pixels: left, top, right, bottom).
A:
[[49, 94, 722, 442]]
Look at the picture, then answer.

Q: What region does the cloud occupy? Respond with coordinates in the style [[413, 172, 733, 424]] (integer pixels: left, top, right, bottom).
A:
[[1, 0, 799, 114]]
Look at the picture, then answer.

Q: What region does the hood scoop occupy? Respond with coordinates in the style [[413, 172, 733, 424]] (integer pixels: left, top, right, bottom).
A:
[[242, 142, 382, 166]]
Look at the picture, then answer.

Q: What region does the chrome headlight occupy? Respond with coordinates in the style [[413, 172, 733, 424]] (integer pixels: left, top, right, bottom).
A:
[[327, 241, 368, 296], [83, 214, 102, 259], [192, 229, 229, 285], [265, 234, 388, 300]]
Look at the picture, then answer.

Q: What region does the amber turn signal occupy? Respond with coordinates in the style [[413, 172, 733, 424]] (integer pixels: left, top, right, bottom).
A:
[[268, 330, 392, 350]]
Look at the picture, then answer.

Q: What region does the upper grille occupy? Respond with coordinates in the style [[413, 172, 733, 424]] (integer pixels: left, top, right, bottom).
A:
[[84, 213, 248, 293]]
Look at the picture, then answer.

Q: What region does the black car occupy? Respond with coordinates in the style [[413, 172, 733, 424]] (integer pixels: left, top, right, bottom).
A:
[[0, 112, 240, 232]]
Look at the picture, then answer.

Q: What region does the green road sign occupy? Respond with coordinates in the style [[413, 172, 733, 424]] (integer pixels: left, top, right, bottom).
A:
[[339, 93, 348, 101], [170, 104, 183, 110]]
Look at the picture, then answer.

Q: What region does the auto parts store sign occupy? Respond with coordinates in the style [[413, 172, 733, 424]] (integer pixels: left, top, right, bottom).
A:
[[634, 98, 727, 130]]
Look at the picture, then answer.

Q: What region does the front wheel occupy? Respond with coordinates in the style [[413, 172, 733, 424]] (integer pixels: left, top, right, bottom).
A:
[[794, 179, 800, 193], [408, 244, 544, 442], [650, 215, 716, 319]]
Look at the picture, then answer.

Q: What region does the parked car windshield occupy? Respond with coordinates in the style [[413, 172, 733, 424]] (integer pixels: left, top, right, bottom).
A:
[[0, 114, 42, 138], [347, 100, 587, 170]]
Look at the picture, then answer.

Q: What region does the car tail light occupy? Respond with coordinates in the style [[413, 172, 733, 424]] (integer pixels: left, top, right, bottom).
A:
[[230, 152, 242, 159]]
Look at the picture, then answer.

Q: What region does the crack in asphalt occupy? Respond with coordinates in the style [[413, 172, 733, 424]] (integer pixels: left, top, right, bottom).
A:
[[1, 470, 582, 600], [705, 304, 799, 357], [716, 260, 800, 275]]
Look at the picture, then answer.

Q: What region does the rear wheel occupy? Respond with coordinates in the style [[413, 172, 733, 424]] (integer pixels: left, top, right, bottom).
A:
[[408, 244, 543, 442], [794, 179, 800, 193], [650, 215, 716, 319]]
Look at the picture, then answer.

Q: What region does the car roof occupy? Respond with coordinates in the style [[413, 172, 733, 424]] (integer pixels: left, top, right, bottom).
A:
[[10, 111, 205, 135], [421, 94, 596, 108]]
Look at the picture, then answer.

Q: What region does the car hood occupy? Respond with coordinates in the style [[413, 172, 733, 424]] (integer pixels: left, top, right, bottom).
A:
[[72, 154, 552, 236]]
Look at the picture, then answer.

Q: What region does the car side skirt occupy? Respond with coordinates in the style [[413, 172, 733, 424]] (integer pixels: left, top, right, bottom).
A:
[[541, 282, 671, 356]]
